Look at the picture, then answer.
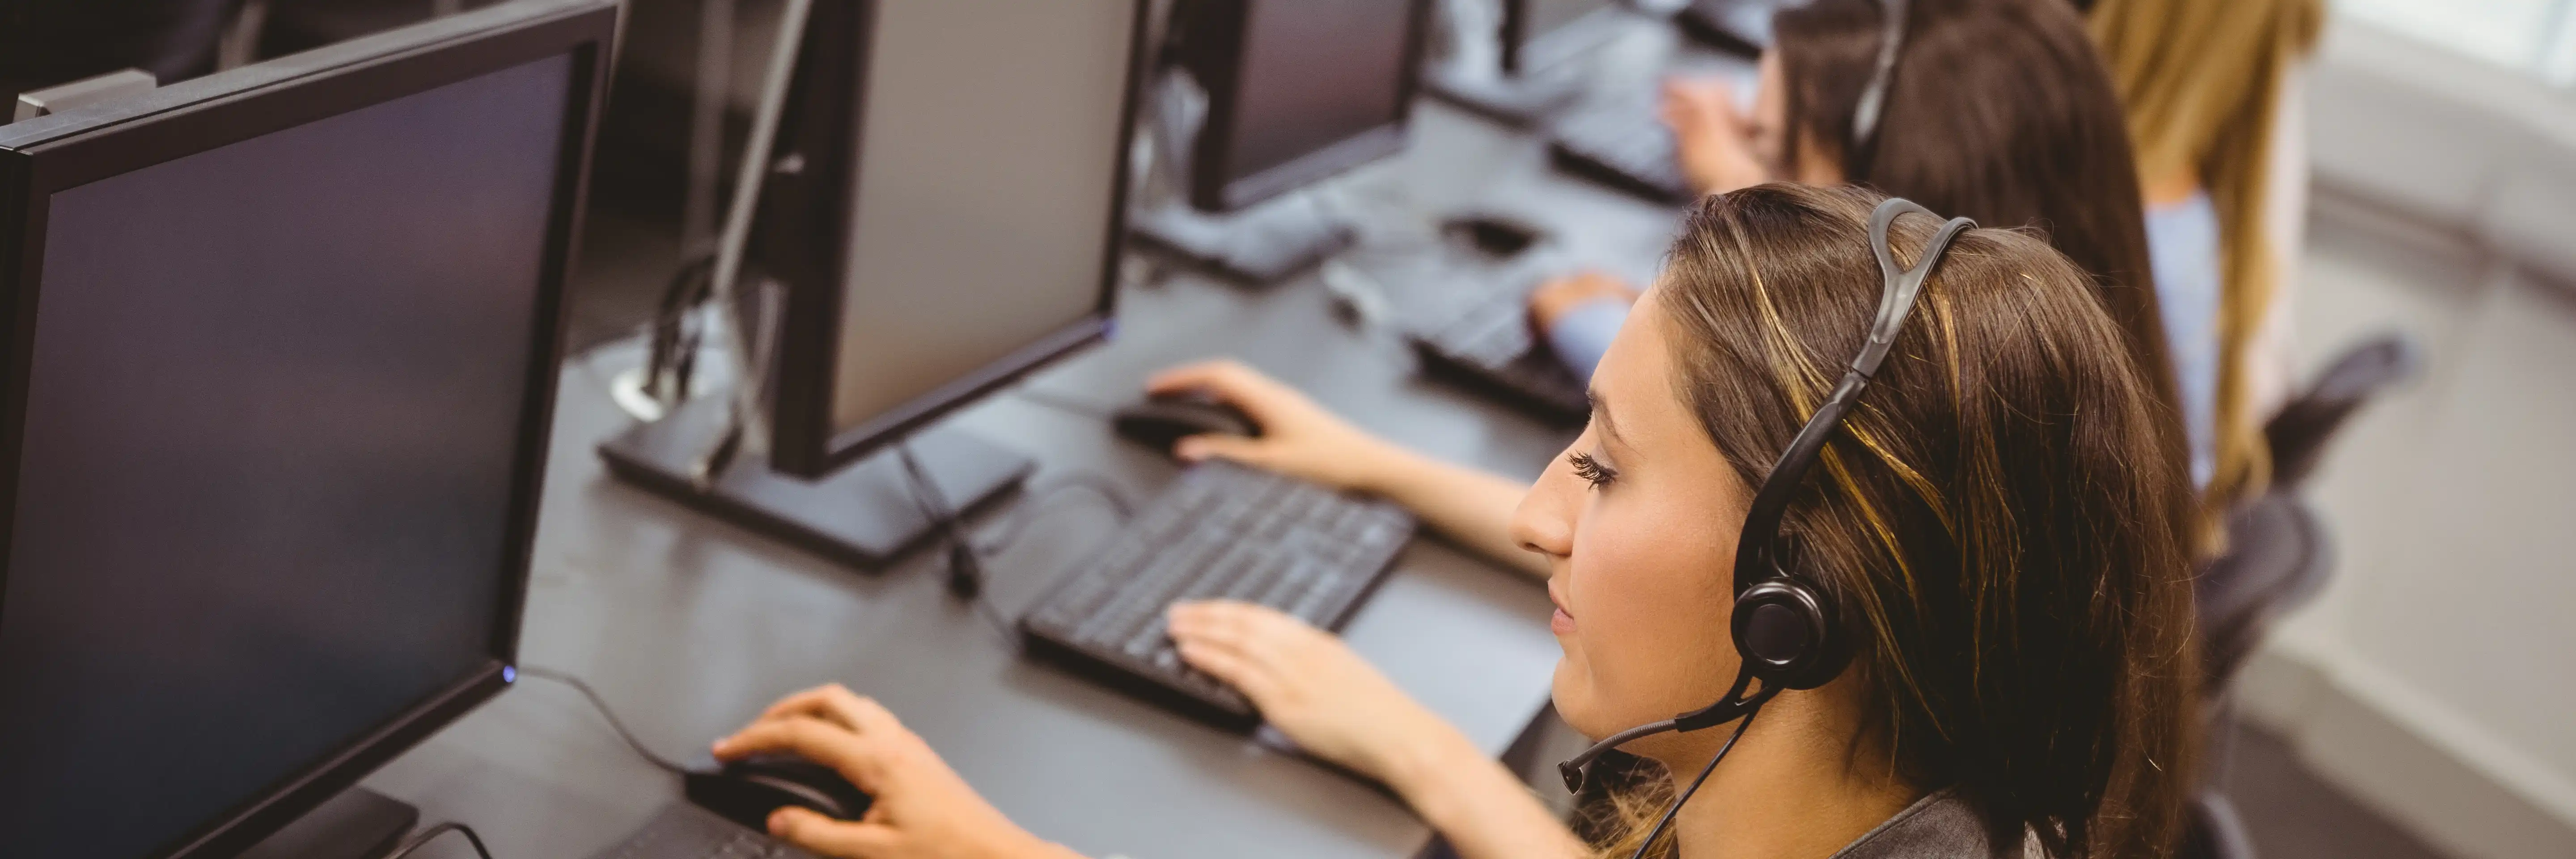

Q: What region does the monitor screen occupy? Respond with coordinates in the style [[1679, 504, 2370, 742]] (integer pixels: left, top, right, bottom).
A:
[[1217, 0, 1417, 194], [1520, 0, 1614, 47], [0, 52, 571, 859], [815, 0, 1137, 451]]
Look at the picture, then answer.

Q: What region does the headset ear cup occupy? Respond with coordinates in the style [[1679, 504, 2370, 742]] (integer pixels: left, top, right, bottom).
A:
[[1730, 578, 1847, 690]]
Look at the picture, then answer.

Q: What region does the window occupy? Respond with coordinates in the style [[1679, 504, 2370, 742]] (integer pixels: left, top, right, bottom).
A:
[[2337, 0, 2576, 84]]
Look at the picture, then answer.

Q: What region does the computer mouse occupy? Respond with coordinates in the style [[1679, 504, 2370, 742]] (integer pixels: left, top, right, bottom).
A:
[[1442, 212, 1548, 257], [684, 754, 874, 832], [1112, 391, 1260, 455]]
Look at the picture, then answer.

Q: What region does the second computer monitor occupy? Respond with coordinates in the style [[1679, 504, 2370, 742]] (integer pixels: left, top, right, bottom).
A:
[[754, 0, 1148, 477], [1181, 0, 1434, 213], [1504, 0, 1619, 73]]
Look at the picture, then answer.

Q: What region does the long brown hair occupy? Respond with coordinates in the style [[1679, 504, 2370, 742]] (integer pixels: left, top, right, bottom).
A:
[[1608, 184, 2200, 858], [2089, 0, 2325, 515], [1772, 0, 2182, 438]]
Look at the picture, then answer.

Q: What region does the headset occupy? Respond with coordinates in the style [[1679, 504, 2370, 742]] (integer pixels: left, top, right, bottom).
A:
[[1844, 0, 1911, 183], [1555, 196, 1974, 858]]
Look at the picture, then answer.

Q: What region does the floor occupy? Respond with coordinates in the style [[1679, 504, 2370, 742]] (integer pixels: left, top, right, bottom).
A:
[[2221, 720, 2449, 859]]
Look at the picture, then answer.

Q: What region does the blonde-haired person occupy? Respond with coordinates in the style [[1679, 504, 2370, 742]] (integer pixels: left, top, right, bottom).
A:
[[2088, 0, 2326, 512], [708, 186, 2202, 859]]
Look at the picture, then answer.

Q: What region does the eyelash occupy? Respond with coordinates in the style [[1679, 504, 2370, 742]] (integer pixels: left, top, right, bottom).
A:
[[1568, 451, 1617, 488]]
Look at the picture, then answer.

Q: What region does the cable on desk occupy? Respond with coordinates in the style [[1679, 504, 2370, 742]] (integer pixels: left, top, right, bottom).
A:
[[514, 666, 691, 776], [1009, 387, 1119, 422], [387, 821, 494, 859], [894, 443, 1021, 647], [975, 471, 1135, 557]]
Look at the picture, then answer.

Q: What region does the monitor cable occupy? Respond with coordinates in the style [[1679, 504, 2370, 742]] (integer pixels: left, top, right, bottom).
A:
[[514, 666, 691, 776], [386, 821, 495, 859], [642, 251, 720, 408], [895, 442, 1021, 645], [894, 444, 1135, 646]]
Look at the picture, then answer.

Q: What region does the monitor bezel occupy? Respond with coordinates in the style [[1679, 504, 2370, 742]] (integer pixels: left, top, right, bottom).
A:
[[1184, 0, 1435, 213], [0, 2, 611, 856], [761, 0, 1154, 479]]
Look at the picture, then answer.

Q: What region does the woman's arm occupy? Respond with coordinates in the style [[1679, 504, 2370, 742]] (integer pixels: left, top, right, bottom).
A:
[[1148, 361, 1547, 578], [715, 685, 1087, 859], [1167, 601, 1590, 859]]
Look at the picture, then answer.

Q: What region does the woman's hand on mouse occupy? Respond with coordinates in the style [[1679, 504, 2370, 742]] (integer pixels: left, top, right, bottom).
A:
[[1145, 360, 1407, 494], [713, 685, 1082, 859], [1527, 271, 1641, 332], [1661, 75, 1769, 196], [1166, 600, 1462, 789]]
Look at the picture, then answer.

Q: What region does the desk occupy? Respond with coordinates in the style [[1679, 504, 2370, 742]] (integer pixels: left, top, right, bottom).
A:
[[357, 96, 1683, 859]]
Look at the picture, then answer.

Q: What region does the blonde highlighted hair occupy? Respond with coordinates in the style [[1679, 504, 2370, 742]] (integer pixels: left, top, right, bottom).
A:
[[2089, 0, 2326, 521]]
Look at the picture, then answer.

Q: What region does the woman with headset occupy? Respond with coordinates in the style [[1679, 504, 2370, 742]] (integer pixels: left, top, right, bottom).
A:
[[711, 185, 2203, 859], [1533, 0, 2183, 468]]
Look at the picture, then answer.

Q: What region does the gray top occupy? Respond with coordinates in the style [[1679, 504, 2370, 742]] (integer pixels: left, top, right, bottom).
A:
[[1832, 788, 2023, 859]]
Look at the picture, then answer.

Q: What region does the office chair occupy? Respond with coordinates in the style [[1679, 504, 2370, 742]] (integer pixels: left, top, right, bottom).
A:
[[2263, 332, 2422, 493], [2199, 332, 2419, 691], [2181, 332, 2421, 859]]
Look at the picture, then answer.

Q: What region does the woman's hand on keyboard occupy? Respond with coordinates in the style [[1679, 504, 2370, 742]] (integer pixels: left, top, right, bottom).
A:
[[713, 685, 1083, 859], [1167, 600, 1459, 787], [1146, 360, 1408, 494]]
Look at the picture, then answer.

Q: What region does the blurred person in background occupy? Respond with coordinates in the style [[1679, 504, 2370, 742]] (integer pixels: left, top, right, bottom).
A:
[[0, 0, 244, 103], [2088, 0, 2326, 513], [1529, 0, 2186, 484]]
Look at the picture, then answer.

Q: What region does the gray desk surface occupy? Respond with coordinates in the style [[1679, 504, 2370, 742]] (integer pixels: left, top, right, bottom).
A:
[[360, 90, 1685, 859]]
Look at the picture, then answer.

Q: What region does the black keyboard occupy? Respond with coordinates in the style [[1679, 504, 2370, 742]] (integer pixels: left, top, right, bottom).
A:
[[1547, 98, 1694, 203], [1020, 460, 1415, 729], [588, 803, 818, 859], [1360, 243, 1592, 422]]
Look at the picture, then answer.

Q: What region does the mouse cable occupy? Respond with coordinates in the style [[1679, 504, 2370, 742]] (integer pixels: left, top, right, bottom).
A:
[[387, 821, 494, 859], [1008, 387, 1119, 422], [514, 665, 692, 776]]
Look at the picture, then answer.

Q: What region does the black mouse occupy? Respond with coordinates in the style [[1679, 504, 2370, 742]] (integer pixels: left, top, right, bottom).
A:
[[1442, 212, 1548, 257], [685, 755, 874, 832], [1112, 391, 1259, 455]]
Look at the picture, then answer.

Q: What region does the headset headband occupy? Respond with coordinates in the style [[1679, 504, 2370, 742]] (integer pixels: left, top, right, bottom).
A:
[[1731, 197, 1970, 594], [1846, 0, 1910, 181]]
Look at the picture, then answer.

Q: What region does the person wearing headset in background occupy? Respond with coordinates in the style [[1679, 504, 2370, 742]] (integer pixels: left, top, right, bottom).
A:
[[708, 185, 2203, 859], [2088, 0, 2325, 516], [1530, 0, 2186, 485]]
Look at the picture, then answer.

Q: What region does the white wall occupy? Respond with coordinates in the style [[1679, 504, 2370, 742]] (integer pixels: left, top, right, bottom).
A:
[[2241, 17, 2576, 859]]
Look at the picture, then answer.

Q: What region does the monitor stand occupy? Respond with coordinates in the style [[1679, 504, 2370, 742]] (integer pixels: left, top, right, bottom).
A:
[[597, 395, 1034, 568], [1128, 191, 1355, 285], [238, 786, 417, 859]]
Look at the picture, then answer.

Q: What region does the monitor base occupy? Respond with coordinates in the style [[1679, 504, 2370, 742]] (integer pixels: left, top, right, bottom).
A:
[[1420, 63, 1582, 128], [1129, 192, 1354, 284], [238, 786, 418, 859], [597, 395, 1034, 568]]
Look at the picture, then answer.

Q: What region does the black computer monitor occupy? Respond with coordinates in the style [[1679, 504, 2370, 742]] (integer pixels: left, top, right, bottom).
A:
[[750, 0, 1148, 479], [0, 1, 611, 857], [1176, 0, 1434, 213], [1503, 0, 1621, 73]]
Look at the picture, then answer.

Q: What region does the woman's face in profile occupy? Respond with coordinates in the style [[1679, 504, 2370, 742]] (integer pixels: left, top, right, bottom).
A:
[[1513, 286, 1756, 747]]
